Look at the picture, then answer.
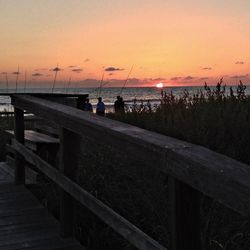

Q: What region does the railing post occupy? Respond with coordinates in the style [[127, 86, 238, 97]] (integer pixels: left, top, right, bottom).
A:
[[14, 107, 25, 185], [168, 177, 201, 250], [59, 128, 80, 237]]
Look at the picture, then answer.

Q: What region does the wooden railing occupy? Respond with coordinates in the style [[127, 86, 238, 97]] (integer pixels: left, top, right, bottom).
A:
[[10, 94, 250, 250]]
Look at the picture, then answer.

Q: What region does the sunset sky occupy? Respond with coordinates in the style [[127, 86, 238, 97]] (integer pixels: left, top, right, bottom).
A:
[[0, 0, 250, 87]]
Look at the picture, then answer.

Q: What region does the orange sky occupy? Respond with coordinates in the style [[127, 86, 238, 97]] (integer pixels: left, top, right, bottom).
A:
[[0, 0, 250, 87]]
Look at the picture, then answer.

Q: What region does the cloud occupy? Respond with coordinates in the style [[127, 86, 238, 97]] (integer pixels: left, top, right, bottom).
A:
[[72, 68, 83, 73], [235, 61, 245, 65], [202, 67, 212, 70], [184, 76, 194, 81], [105, 67, 124, 72], [170, 77, 182, 81], [1, 72, 7, 74], [35, 68, 48, 71], [12, 71, 20, 75], [84, 58, 90, 62], [32, 73, 43, 77], [79, 77, 142, 87], [230, 74, 248, 79], [153, 77, 166, 81], [200, 77, 209, 80], [108, 78, 141, 86], [68, 65, 77, 68], [50, 67, 62, 72]]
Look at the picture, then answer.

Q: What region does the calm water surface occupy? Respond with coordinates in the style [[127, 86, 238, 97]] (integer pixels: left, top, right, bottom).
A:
[[0, 86, 249, 112]]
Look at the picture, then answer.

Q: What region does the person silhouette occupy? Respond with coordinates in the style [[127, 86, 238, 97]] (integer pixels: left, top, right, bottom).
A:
[[114, 96, 125, 114], [96, 97, 105, 116], [83, 98, 93, 112]]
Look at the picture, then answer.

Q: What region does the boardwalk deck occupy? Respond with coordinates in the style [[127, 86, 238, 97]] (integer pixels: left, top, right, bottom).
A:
[[0, 163, 84, 250], [5, 130, 59, 144]]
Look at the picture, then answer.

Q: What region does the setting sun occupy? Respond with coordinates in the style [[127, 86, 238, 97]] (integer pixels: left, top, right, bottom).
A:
[[156, 82, 163, 88]]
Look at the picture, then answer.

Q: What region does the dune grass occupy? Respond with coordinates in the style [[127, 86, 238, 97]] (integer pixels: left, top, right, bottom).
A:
[[108, 80, 250, 165]]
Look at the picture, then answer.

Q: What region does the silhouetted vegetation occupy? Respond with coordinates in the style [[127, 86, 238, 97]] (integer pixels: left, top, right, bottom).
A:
[[109, 79, 250, 165]]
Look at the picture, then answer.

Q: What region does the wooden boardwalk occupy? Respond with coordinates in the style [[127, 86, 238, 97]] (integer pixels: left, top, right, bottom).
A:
[[0, 163, 84, 250]]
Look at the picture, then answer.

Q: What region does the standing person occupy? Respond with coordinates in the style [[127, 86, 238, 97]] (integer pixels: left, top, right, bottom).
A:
[[114, 96, 121, 113], [120, 97, 125, 113], [96, 97, 105, 116], [83, 98, 93, 112], [114, 96, 125, 114]]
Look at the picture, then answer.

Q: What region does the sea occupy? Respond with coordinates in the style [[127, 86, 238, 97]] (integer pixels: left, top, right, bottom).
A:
[[0, 85, 249, 113]]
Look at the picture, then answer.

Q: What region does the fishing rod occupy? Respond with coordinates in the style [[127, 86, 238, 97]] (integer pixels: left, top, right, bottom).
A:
[[5, 73, 8, 93], [52, 64, 59, 93], [98, 71, 105, 97], [119, 64, 134, 96], [87, 80, 110, 96], [24, 71, 27, 93], [66, 76, 72, 94], [74, 81, 80, 94], [15, 65, 20, 93]]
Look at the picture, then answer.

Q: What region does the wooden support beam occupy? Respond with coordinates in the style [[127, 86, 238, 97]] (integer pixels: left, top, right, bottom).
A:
[[168, 177, 201, 250], [12, 140, 166, 250], [14, 107, 25, 185], [59, 128, 80, 237]]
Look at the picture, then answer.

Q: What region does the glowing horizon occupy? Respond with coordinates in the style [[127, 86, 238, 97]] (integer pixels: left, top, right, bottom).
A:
[[0, 0, 250, 87]]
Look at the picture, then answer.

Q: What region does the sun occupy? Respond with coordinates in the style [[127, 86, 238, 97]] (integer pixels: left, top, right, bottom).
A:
[[156, 82, 163, 88]]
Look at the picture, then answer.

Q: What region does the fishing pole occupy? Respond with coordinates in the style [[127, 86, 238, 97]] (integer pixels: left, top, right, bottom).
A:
[[24, 71, 27, 93], [5, 73, 8, 93], [74, 81, 80, 94], [15, 65, 20, 93], [88, 80, 110, 96], [98, 71, 105, 97], [66, 76, 72, 94], [120, 64, 134, 96], [52, 64, 59, 93], [63, 81, 66, 93]]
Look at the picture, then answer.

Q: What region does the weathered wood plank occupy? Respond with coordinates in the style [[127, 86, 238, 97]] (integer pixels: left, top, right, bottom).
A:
[[168, 177, 201, 250], [59, 128, 79, 237], [0, 207, 47, 218], [6, 130, 59, 144], [0, 237, 76, 250], [35, 123, 59, 137], [0, 237, 83, 250], [12, 140, 167, 250], [11, 95, 250, 216], [0, 181, 84, 249], [14, 107, 25, 185], [0, 163, 12, 182]]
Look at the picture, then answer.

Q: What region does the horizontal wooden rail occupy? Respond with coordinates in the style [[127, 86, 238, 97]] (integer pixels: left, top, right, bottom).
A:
[[0, 111, 14, 116], [11, 95, 250, 216], [11, 139, 166, 250]]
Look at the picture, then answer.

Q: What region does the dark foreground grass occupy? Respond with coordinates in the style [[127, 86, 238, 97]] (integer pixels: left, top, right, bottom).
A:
[[108, 80, 250, 165]]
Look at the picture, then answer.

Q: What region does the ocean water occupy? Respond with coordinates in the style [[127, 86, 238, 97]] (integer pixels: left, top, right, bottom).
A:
[[0, 85, 249, 112]]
